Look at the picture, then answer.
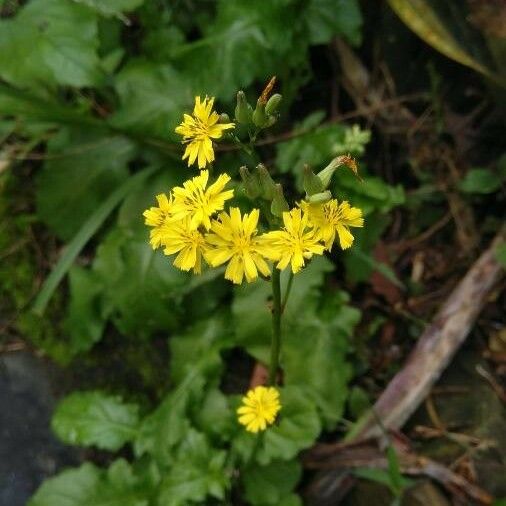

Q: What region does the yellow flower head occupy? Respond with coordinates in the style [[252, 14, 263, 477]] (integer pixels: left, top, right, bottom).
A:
[[237, 386, 281, 433], [160, 217, 207, 274], [261, 208, 325, 273], [171, 170, 234, 231], [303, 199, 364, 250], [175, 96, 235, 169], [205, 208, 270, 284], [143, 193, 176, 249]]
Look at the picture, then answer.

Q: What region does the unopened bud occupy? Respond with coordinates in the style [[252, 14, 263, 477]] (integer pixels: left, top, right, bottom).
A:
[[239, 166, 261, 199], [317, 155, 360, 189], [256, 164, 277, 200], [265, 93, 282, 115], [308, 190, 332, 204], [235, 91, 252, 124], [303, 164, 324, 196], [252, 101, 268, 128], [271, 184, 289, 217]]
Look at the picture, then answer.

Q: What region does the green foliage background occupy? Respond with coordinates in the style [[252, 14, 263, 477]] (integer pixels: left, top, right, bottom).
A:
[[2, 0, 503, 504]]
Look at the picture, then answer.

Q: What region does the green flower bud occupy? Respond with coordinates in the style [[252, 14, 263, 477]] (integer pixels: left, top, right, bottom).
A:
[[256, 164, 277, 200], [252, 101, 268, 128], [303, 164, 324, 196], [235, 91, 252, 124], [265, 93, 282, 115], [317, 155, 360, 189], [271, 184, 289, 217], [308, 190, 332, 204], [239, 166, 261, 199]]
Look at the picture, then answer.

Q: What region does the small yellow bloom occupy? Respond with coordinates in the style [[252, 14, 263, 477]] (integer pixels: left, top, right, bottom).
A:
[[237, 386, 281, 433], [261, 208, 325, 273], [160, 217, 207, 274], [143, 193, 176, 249], [171, 170, 234, 230], [302, 199, 363, 250], [175, 96, 234, 169], [205, 208, 270, 284]]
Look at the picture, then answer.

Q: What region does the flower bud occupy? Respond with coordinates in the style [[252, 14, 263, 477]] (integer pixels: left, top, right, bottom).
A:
[[256, 164, 277, 200], [270, 184, 289, 217], [235, 91, 252, 124], [308, 190, 332, 204], [317, 155, 360, 189], [239, 166, 261, 199], [303, 164, 324, 196], [265, 93, 282, 115], [252, 101, 268, 128]]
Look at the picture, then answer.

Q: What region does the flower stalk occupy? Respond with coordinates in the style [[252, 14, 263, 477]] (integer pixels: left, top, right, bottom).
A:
[[268, 268, 282, 386]]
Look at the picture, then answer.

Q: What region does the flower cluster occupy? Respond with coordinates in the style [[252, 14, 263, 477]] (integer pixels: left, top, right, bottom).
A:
[[144, 171, 363, 282], [145, 90, 366, 434]]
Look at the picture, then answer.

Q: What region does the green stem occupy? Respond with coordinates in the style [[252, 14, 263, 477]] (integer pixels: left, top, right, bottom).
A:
[[281, 271, 294, 313], [268, 268, 282, 385]]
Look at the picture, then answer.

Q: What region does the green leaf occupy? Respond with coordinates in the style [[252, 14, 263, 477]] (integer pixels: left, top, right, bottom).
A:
[[233, 256, 333, 363], [283, 289, 360, 428], [64, 266, 106, 355], [0, 0, 102, 88], [36, 128, 135, 240], [93, 228, 189, 337], [495, 242, 506, 268], [306, 0, 362, 46], [243, 460, 302, 505], [353, 467, 394, 488], [255, 386, 322, 465], [32, 166, 157, 315], [459, 168, 503, 194], [194, 389, 237, 442], [176, 0, 307, 97], [157, 430, 229, 505], [111, 59, 191, 139], [388, 0, 494, 78], [52, 391, 139, 451], [348, 386, 371, 420], [79, 0, 145, 21], [28, 463, 101, 506], [386, 445, 404, 496], [170, 314, 232, 386], [28, 462, 149, 506]]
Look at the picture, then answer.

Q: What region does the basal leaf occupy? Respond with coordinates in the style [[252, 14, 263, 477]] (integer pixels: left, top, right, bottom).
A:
[[157, 430, 229, 506], [52, 391, 140, 451], [306, 0, 362, 46], [28, 461, 149, 506], [64, 266, 107, 355], [243, 460, 302, 505], [111, 59, 191, 139], [255, 386, 322, 465], [0, 0, 102, 87], [36, 127, 135, 240]]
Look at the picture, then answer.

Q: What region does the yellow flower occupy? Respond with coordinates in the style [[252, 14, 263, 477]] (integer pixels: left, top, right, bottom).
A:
[[261, 208, 325, 273], [302, 199, 363, 250], [237, 386, 281, 433], [143, 193, 176, 249], [175, 96, 235, 169], [171, 170, 234, 230], [160, 217, 207, 274], [205, 208, 270, 284]]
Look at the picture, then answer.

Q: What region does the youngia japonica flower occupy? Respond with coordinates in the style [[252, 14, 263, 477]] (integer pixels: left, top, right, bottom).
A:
[[237, 386, 281, 433], [175, 96, 234, 169], [143, 88, 365, 434]]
